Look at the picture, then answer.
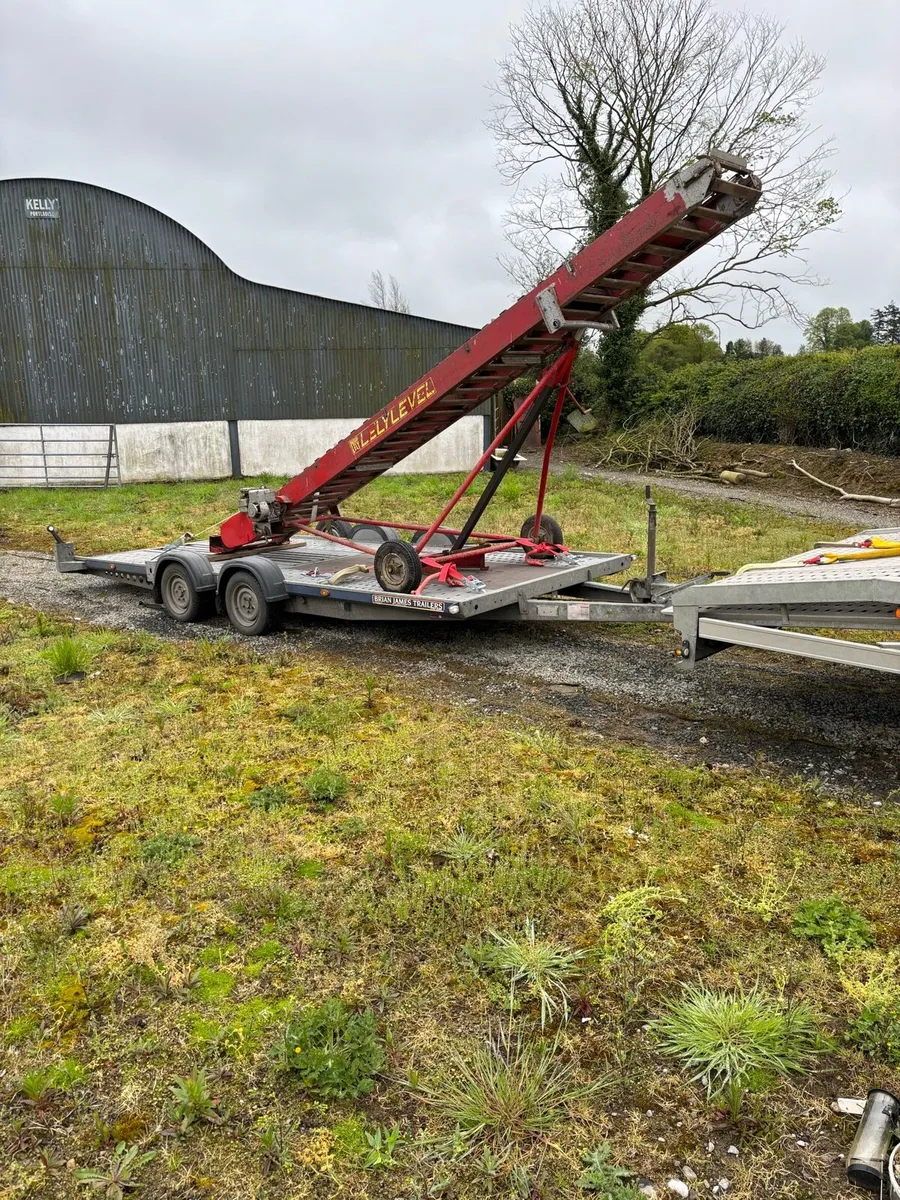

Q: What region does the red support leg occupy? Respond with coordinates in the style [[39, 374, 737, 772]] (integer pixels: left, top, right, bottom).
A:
[[532, 351, 576, 540], [414, 345, 576, 553]]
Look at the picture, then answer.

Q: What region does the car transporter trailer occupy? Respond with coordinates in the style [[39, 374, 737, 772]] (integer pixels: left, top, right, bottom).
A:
[[47, 150, 900, 677]]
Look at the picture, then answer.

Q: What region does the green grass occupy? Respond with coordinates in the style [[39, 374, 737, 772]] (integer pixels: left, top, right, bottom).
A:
[[653, 985, 822, 1119], [480, 918, 586, 1028], [0, 470, 854, 579], [42, 635, 93, 679], [0, 599, 896, 1197]]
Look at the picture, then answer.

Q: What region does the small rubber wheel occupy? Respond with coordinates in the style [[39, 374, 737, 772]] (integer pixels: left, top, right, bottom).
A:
[[520, 514, 564, 544], [224, 570, 274, 636], [374, 540, 423, 593], [349, 524, 401, 546], [411, 530, 454, 552], [316, 519, 353, 539], [160, 563, 203, 623]]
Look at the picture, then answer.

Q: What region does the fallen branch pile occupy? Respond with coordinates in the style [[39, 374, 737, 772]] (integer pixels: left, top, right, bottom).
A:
[[594, 409, 706, 474], [594, 410, 770, 484]]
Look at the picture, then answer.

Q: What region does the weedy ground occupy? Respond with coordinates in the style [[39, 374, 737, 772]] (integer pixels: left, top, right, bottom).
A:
[[1, 596, 898, 1199], [0, 469, 853, 579]]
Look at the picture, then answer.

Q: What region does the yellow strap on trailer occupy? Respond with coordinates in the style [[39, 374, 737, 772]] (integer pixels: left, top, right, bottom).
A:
[[733, 538, 900, 575]]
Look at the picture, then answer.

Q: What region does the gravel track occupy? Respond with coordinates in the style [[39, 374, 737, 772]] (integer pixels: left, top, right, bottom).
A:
[[524, 458, 886, 526], [2, 548, 898, 800]]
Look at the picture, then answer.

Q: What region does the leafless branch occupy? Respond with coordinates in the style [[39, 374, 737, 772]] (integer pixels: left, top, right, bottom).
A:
[[489, 0, 838, 328]]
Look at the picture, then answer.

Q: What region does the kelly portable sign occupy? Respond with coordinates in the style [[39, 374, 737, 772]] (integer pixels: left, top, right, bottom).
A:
[[25, 198, 60, 219]]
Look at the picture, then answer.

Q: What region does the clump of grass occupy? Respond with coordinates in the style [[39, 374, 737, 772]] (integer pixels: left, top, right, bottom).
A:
[[304, 765, 349, 808], [139, 832, 201, 867], [247, 783, 294, 812], [49, 791, 80, 825], [480, 919, 586, 1028], [234, 880, 305, 922], [418, 1026, 601, 1154], [792, 897, 874, 959], [280, 998, 384, 1099], [653, 985, 821, 1119], [291, 696, 361, 742], [43, 636, 92, 679], [436, 828, 497, 863]]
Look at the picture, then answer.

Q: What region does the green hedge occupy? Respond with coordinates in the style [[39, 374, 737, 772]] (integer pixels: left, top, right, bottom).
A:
[[648, 346, 900, 452]]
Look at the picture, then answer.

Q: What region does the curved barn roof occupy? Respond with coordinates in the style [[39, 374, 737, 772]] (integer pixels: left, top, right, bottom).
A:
[[0, 177, 476, 424]]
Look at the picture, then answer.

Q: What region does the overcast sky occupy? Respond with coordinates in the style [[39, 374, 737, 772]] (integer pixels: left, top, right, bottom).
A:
[[2, 0, 898, 350]]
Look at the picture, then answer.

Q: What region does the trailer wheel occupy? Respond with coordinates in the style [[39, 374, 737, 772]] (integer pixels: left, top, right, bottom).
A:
[[224, 570, 275, 636], [160, 563, 204, 623], [520, 514, 564, 544], [316, 519, 353, 539], [349, 524, 401, 546], [374, 540, 423, 593]]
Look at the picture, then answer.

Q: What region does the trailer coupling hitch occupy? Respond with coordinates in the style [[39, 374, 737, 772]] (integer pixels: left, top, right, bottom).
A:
[[47, 526, 86, 573]]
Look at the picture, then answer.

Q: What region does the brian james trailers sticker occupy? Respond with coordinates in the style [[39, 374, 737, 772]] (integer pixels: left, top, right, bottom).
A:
[[25, 198, 60, 219], [372, 594, 445, 613]]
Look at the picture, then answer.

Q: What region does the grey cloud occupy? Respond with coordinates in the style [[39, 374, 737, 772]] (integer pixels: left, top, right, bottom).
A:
[[2, 0, 897, 350]]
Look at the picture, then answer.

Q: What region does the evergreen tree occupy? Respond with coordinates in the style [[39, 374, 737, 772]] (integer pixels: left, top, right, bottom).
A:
[[872, 302, 900, 345]]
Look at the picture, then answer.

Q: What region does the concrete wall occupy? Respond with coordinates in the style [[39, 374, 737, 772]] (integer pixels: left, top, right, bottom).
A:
[[0, 416, 486, 486], [238, 416, 483, 477], [116, 422, 231, 482]]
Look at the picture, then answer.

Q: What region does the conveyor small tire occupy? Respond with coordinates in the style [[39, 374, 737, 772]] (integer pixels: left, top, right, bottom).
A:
[[349, 524, 401, 546], [374, 540, 423, 593], [160, 562, 204, 623], [411, 530, 454, 552], [316, 519, 353, 539], [224, 570, 275, 636], [521, 514, 564, 544]]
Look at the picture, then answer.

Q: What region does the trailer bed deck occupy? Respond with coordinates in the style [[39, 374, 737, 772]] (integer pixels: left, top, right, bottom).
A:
[[73, 536, 636, 622]]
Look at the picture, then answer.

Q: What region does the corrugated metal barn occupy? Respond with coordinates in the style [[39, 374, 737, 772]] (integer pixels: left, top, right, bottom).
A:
[[0, 176, 475, 424], [0, 178, 481, 484]]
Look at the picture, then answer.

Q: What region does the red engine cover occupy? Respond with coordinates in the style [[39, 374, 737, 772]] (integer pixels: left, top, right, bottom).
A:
[[218, 511, 256, 550]]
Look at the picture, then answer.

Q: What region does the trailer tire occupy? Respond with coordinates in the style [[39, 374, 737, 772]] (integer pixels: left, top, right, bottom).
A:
[[160, 563, 205, 623], [316, 519, 353, 539], [224, 570, 275, 636], [349, 524, 401, 546], [520, 514, 564, 544], [374, 540, 423, 593]]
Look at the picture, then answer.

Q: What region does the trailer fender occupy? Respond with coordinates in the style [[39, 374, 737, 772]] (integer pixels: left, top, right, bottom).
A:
[[149, 549, 217, 604], [215, 557, 289, 613]]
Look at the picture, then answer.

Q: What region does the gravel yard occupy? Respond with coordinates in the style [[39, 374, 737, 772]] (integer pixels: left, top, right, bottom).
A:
[[3, 547, 897, 800]]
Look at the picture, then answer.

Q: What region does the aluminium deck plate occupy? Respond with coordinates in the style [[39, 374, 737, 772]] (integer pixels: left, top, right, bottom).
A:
[[672, 527, 900, 619], [80, 536, 634, 620]]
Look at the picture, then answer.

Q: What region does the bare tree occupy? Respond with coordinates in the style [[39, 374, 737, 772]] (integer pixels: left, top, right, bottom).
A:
[[489, 0, 839, 331], [368, 269, 411, 314]]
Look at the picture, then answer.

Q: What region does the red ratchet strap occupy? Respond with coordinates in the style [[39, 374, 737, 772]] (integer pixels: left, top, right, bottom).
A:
[[517, 539, 570, 565], [413, 559, 468, 595]]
